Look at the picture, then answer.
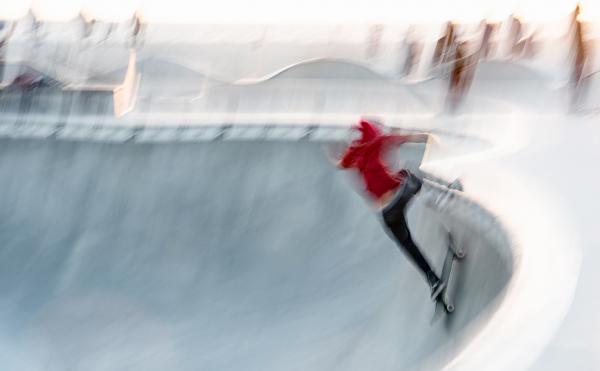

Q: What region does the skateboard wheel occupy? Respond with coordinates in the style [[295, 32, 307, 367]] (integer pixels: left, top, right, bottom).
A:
[[445, 303, 455, 313], [456, 250, 465, 259]]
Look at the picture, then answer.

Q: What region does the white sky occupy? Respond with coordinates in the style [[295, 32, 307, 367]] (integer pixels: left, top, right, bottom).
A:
[[0, 0, 598, 23]]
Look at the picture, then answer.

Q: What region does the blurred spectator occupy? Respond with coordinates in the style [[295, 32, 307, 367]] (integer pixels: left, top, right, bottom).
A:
[[366, 24, 384, 59], [79, 12, 95, 39], [447, 41, 476, 112], [478, 21, 497, 60], [11, 72, 47, 91], [130, 11, 146, 49], [0, 22, 16, 84], [521, 30, 538, 59], [12, 73, 35, 90], [400, 27, 421, 78], [433, 22, 456, 67], [508, 14, 523, 59], [28, 10, 43, 44], [103, 23, 115, 43], [0, 22, 16, 53], [569, 4, 589, 110], [10, 67, 62, 92]]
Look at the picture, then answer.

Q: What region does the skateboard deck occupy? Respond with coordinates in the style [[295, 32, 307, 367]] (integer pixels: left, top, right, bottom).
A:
[[432, 233, 465, 322]]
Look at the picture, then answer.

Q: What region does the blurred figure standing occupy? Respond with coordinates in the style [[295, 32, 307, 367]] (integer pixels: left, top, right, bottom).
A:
[[366, 24, 384, 60], [569, 4, 589, 111], [432, 22, 456, 67], [28, 11, 43, 46], [507, 14, 523, 59], [79, 12, 94, 39], [399, 27, 421, 78], [521, 30, 538, 59], [478, 21, 497, 61], [0, 21, 16, 84], [447, 41, 475, 112], [0, 21, 16, 48], [130, 11, 146, 49]]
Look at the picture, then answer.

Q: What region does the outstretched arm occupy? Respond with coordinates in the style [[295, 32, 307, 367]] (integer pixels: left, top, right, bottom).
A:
[[384, 132, 430, 145], [402, 133, 429, 143]]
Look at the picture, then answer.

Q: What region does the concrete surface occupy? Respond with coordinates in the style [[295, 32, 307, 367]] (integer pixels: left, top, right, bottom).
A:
[[0, 137, 513, 371]]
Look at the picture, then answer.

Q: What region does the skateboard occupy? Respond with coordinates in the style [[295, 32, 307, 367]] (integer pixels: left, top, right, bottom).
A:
[[432, 232, 465, 321]]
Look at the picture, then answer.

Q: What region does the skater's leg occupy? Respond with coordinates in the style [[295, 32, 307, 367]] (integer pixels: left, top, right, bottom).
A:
[[384, 212, 435, 278], [381, 174, 445, 298], [383, 211, 445, 299], [382, 171, 430, 275]]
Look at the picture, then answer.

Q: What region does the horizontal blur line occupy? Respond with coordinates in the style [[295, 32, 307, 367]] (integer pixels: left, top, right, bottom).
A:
[[0, 112, 578, 127]]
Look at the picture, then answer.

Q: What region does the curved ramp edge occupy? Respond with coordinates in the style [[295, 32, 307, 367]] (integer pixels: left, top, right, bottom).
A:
[[421, 145, 581, 370], [398, 171, 514, 370]]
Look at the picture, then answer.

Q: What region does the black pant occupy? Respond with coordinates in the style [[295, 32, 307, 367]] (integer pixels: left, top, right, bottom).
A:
[[382, 171, 436, 280]]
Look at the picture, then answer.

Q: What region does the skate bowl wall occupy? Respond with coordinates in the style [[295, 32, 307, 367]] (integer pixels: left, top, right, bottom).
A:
[[467, 62, 564, 114], [0, 135, 513, 370]]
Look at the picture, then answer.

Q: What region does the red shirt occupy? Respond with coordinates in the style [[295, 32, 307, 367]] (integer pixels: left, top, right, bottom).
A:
[[340, 120, 407, 200]]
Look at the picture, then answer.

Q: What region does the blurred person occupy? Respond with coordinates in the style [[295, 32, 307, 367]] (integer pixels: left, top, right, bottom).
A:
[[447, 41, 475, 112], [0, 21, 16, 47], [521, 30, 538, 59], [569, 4, 589, 110], [333, 119, 463, 300], [130, 11, 145, 49], [507, 14, 529, 60], [400, 27, 421, 78], [11, 72, 51, 91], [366, 24, 384, 59], [478, 21, 497, 60], [513, 29, 536, 59], [432, 22, 456, 67], [79, 13, 95, 39], [103, 23, 115, 43], [28, 10, 43, 44], [0, 21, 16, 83]]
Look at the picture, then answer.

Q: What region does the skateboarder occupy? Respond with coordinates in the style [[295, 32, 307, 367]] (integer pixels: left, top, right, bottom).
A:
[[335, 119, 461, 300]]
